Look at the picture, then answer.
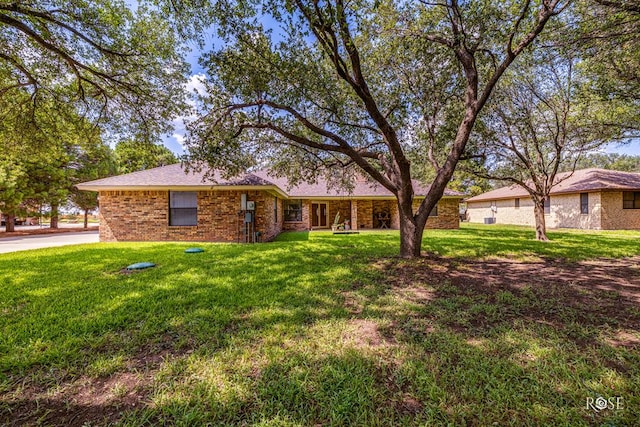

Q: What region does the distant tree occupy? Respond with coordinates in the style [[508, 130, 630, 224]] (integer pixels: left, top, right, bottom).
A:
[[474, 51, 630, 241], [411, 156, 491, 197], [69, 143, 117, 228], [0, 156, 29, 232], [563, 153, 640, 172], [0, 95, 112, 229], [0, 91, 39, 232], [114, 140, 177, 174], [186, 0, 570, 258]]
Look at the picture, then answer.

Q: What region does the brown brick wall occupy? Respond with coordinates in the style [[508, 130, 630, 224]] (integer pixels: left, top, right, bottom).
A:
[[369, 198, 459, 230], [98, 191, 460, 242], [421, 198, 460, 229], [254, 193, 284, 241], [355, 200, 374, 229], [98, 190, 282, 242], [328, 200, 352, 227]]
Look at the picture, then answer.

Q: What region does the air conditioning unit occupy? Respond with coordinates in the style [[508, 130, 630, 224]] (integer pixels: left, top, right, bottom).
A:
[[484, 217, 496, 224]]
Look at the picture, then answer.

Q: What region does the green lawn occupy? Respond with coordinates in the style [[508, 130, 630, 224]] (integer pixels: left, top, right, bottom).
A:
[[1, 224, 639, 425]]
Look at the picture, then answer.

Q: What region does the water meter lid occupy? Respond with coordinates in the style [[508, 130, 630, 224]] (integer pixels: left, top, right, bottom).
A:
[[126, 262, 156, 270], [184, 247, 205, 253]]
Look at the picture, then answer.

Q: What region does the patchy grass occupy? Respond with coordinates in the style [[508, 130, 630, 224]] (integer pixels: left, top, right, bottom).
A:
[[0, 224, 639, 425]]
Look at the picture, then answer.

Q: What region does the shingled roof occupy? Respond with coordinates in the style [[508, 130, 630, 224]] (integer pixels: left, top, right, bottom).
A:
[[466, 168, 640, 202], [76, 163, 463, 199]]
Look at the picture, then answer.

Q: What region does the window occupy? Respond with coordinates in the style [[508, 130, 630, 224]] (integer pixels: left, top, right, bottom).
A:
[[623, 191, 640, 209], [429, 204, 438, 217], [169, 191, 197, 226], [515, 198, 520, 209], [544, 197, 550, 214], [284, 199, 302, 221], [274, 197, 278, 222], [580, 193, 589, 215]]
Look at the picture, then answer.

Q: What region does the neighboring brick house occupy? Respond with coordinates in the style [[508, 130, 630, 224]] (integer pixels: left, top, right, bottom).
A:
[[465, 168, 640, 230], [76, 164, 463, 242]]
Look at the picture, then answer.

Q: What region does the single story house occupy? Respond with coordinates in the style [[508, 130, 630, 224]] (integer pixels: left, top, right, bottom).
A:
[[465, 168, 640, 230], [76, 164, 463, 242]]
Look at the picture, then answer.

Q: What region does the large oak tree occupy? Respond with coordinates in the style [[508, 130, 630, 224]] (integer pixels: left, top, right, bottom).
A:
[[186, 0, 570, 257]]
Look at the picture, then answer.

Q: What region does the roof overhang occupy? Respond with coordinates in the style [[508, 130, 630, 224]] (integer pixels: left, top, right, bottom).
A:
[[76, 184, 289, 199], [255, 195, 464, 200], [76, 185, 464, 201]]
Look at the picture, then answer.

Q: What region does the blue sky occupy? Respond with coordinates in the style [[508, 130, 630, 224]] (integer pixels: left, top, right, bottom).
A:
[[604, 140, 640, 156]]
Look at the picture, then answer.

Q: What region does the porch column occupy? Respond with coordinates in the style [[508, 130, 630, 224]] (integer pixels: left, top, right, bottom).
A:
[[350, 200, 358, 231]]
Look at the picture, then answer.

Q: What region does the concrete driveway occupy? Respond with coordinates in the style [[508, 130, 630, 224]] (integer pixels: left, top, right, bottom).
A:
[[0, 231, 99, 254]]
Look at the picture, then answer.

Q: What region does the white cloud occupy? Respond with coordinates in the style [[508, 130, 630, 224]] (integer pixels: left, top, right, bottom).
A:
[[172, 133, 186, 147], [186, 73, 207, 94], [185, 73, 208, 108]]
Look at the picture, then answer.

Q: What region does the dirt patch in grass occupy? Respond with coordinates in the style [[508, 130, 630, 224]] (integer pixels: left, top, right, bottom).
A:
[[0, 342, 188, 426], [397, 393, 424, 415], [2, 373, 150, 427], [343, 319, 396, 349], [606, 330, 640, 348], [393, 285, 436, 304], [377, 255, 640, 347], [341, 290, 364, 315]]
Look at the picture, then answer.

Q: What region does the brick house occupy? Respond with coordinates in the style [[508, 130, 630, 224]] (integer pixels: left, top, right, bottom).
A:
[[465, 168, 640, 230], [76, 164, 463, 242]]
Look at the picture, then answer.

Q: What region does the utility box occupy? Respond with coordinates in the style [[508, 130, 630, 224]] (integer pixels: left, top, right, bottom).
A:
[[246, 201, 255, 210], [484, 217, 496, 224]]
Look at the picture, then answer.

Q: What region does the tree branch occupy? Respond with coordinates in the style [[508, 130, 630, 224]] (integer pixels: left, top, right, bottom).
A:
[[0, 4, 135, 57]]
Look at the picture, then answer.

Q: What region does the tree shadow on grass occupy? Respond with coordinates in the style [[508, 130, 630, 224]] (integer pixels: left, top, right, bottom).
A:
[[368, 255, 640, 346], [352, 255, 640, 425], [112, 253, 639, 426]]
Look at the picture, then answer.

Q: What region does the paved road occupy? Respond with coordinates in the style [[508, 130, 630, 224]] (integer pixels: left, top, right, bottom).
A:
[[0, 231, 99, 254]]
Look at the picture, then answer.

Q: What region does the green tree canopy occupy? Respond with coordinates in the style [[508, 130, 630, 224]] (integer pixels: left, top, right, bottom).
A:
[[563, 152, 640, 172], [69, 140, 117, 228], [114, 139, 178, 174], [0, 0, 191, 142], [575, 0, 640, 126], [0, 91, 113, 230]]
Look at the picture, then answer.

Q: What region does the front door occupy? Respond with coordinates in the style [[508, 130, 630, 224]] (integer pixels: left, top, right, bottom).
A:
[[311, 203, 328, 228]]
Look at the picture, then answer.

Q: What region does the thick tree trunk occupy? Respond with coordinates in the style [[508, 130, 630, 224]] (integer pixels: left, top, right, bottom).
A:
[[533, 201, 549, 241], [50, 204, 59, 229], [83, 209, 89, 229], [398, 199, 427, 258], [5, 214, 15, 232]]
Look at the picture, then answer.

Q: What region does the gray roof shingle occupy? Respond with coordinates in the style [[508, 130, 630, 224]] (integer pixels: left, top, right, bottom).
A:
[[466, 168, 640, 202], [77, 163, 463, 198]]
